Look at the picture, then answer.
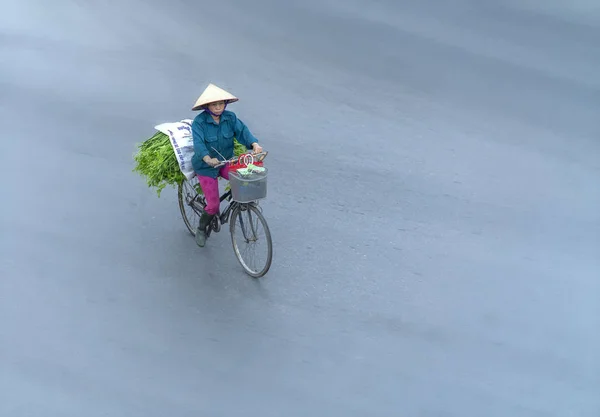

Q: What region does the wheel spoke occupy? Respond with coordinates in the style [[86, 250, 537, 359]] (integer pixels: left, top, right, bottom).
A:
[[247, 210, 257, 240]]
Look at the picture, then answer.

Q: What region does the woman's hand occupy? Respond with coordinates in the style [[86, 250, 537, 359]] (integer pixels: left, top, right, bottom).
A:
[[252, 143, 263, 154], [204, 156, 221, 167]]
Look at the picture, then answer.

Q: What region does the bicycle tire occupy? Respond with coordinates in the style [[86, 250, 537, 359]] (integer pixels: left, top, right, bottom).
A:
[[178, 178, 204, 236], [229, 203, 273, 278]]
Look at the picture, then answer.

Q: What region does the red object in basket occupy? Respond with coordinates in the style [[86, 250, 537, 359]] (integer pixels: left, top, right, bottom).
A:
[[228, 162, 264, 172], [226, 154, 264, 173]]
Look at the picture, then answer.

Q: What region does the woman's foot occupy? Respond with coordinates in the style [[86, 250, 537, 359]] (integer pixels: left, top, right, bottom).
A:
[[195, 227, 207, 247], [195, 211, 214, 247]]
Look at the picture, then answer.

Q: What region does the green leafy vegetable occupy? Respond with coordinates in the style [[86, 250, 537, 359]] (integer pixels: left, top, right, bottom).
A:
[[132, 130, 248, 197], [233, 138, 247, 157]]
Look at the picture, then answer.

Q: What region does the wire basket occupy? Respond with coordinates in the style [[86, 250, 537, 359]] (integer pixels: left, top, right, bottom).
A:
[[229, 167, 268, 202]]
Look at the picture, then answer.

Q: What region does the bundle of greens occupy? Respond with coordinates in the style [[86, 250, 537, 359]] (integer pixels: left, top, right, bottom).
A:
[[133, 130, 248, 197]]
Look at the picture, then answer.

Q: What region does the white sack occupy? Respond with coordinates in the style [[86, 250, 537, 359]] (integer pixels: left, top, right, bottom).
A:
[[154, 119, 196, 180]]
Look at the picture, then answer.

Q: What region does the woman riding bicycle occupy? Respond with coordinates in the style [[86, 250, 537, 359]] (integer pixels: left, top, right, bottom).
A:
[[190, 83, 263, 247]]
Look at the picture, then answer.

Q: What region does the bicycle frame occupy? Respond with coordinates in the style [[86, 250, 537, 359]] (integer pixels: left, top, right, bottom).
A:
[[216, 190, 235, 226], [182, 151, 267, 240], [201, 188, 260, 238]]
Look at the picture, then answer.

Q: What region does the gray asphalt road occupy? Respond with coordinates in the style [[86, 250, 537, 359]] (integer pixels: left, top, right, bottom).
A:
[[2, 0, 599, 416]]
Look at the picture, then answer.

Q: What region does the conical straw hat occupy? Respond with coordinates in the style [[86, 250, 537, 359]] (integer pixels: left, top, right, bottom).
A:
[[192, 83, 239, 111]]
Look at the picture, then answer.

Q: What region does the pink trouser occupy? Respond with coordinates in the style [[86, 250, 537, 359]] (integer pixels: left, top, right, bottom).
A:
[[197, 166, 230, 215]]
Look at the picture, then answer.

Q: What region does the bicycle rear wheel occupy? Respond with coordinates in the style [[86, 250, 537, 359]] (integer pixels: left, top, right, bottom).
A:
[[178, 177, 205, 236], [230, 203, 273, 278]]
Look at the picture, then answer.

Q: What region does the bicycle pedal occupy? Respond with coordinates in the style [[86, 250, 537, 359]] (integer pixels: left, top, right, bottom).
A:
[[211, 217, 222, 233]]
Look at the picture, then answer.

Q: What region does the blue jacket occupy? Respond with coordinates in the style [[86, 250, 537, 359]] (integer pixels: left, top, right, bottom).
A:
[[191, 110, 259, 178]]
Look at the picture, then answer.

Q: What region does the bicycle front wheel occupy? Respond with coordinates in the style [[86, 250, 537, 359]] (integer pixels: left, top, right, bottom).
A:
[[230, 203, 273, 278]]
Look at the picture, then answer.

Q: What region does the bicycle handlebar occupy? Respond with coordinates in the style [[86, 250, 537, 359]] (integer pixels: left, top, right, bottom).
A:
[[213, 151, 268, 168]]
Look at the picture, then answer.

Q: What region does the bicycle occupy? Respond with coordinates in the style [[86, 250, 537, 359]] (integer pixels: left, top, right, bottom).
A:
[[177, 151, 273, 278]]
